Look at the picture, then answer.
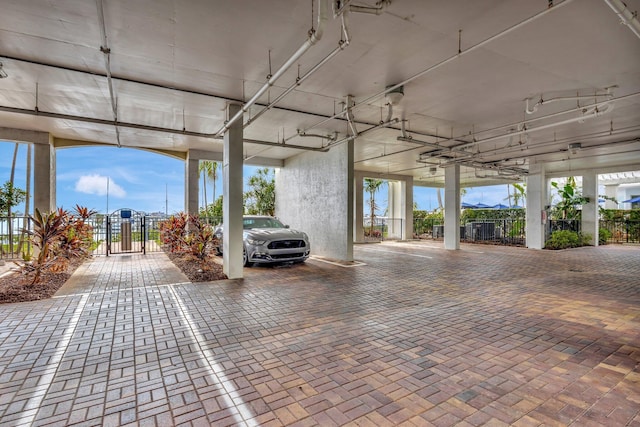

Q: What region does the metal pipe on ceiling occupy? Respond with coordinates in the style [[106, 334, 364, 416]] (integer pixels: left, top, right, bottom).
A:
[[298, 0, 576, 135], [244, 8, 352, 130], [420, 92, 640, 151], [215, 0, 329, 138], [96, 0, 121, 148], [0, 105, 324, 152], [525, 89, 614, 114], [494, 136, 640, 164], [604, 0, 640, 39], [453, 102, 616, 151], [475, 125, 640, 160]]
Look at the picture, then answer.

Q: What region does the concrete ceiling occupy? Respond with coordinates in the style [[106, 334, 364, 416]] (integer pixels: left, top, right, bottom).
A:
[[1, 0, 639, 187]]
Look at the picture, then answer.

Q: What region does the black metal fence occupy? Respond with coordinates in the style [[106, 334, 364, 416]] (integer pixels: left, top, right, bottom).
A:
[[90, 214, 165, 256], [0, 216, 31, 261], [417, 218, 527, 246], [0, 214, 168, 260], [600, 219, 640, 244], [363, 217, 404, 242], [413, 218, 443, 239]]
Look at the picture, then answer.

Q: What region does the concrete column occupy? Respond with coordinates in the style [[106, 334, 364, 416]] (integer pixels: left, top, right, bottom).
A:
[[184, 152, 199, 215], [275, 140, 354, 262], [346, 140, 354, 261], [33, 136, 56, 213], [405, 176, 414, 240], [223, 103, 244, 279], [582, 172, 599, 246], [388, 181, 401, 239], [354, 175, 364, 243], [444, 165, 460, 250], [526, 164, 547, 249], [387, 180, 413, 240], [604, 184, 618, 209]]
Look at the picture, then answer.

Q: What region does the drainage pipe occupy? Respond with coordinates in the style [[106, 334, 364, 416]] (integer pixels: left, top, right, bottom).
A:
[[96, 0, 121, 147], [526, 89, 614, 114], [215, 0, 329, 137], [453, 102, 615, 150], [433, 92, 640, 150], [244, 8, 351, 129], [327, 117, 399, 148], [604, 0, 640, 39], [299, 0, 576, 135]]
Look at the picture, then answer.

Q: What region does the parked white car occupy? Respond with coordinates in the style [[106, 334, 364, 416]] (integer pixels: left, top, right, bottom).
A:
[[214, 216, 310, 266]]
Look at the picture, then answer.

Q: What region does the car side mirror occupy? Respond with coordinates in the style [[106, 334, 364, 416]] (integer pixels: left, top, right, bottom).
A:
[[285, 224, 290, 228]]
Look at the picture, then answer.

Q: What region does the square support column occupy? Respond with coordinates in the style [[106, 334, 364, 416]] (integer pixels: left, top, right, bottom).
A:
[[387, 179, 413, 240], [582, 172, 599, 246], [444, 165, 460, 250], [354, 174, 364, 243], [276, 140, 354, 262], [34, 136, 56, 213], [526, 165, 547, 249], [604, 185, 618, 209], [185, 152, 199, 215], [223, 104, 244, 279]]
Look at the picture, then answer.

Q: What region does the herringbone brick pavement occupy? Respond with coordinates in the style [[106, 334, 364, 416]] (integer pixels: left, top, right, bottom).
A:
[[0, 243, 638, 426]]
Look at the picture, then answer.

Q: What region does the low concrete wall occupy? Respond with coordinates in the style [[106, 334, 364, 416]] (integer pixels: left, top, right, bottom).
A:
[[275, 143, 353, 261]]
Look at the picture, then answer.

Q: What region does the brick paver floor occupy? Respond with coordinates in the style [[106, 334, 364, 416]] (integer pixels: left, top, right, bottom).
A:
[[0, 242, 638, 426]]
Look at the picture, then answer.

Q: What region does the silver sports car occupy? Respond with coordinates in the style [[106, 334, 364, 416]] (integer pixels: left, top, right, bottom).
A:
[[214, 216, 310, 266]]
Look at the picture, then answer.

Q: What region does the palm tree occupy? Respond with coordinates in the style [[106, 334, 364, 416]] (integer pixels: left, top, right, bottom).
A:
[[209, 161, 219, 203], [198, 161, 219, 211], [364, 178, 384, 235], [512, 183, 526, 207], [8, 143, 19, 255], [17, 144, 32, 256]]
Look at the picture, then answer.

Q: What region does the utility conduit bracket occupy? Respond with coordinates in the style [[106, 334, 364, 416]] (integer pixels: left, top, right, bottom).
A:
[[345, 94, 358, 137]]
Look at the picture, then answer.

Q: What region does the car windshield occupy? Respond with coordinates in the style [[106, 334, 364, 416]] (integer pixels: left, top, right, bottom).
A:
[[243, 217, 285, 229]]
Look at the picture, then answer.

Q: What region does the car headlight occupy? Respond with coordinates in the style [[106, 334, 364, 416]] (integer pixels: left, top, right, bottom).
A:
[[246, 238, 266, 246]]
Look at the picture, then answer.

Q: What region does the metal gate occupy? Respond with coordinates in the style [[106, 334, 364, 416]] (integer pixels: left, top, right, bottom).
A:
[[106, 208, 146, 255]]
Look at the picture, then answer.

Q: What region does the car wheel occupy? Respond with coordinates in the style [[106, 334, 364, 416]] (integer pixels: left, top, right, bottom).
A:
[[242, 248, 251, 267]]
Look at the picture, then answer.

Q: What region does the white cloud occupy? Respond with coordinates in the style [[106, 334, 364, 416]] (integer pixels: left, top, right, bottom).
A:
[[75, 174, 126, 198]]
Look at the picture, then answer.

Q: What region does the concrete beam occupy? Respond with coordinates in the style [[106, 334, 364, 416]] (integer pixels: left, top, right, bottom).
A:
[[0, 127, 49, 145]]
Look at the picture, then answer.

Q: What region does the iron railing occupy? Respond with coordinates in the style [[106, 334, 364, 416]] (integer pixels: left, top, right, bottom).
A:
[[599, 219, 640, 244], [363, 217, 404, 242], [414, 217, 526, 246], [0, 216, 32, 260]]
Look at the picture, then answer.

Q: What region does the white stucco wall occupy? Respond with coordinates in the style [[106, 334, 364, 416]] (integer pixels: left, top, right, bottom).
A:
[[275, 143, 353, 261]]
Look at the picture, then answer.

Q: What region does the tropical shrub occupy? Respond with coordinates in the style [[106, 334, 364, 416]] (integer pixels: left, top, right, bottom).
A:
[[159, 213, 219, 267], [159, 213, 188, 252], [599, 228, 612, 245], [18, 206, 97, 284], [545, 230, 591, 250], [183, 215, 216, 266]]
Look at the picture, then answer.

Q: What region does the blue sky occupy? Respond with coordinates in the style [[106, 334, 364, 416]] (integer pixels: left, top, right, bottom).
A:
[[1, 141, 515, 215]]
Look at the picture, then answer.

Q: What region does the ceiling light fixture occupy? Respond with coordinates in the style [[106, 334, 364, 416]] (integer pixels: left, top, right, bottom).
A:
[[0, 62, 8, 79], [385, 84, 404, 105], [568, 142, 582, 154]]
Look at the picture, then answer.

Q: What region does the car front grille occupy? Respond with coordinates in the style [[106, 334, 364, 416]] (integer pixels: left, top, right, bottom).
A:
[[270, 252, 305, 259], [268, 240, 305, 249]]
